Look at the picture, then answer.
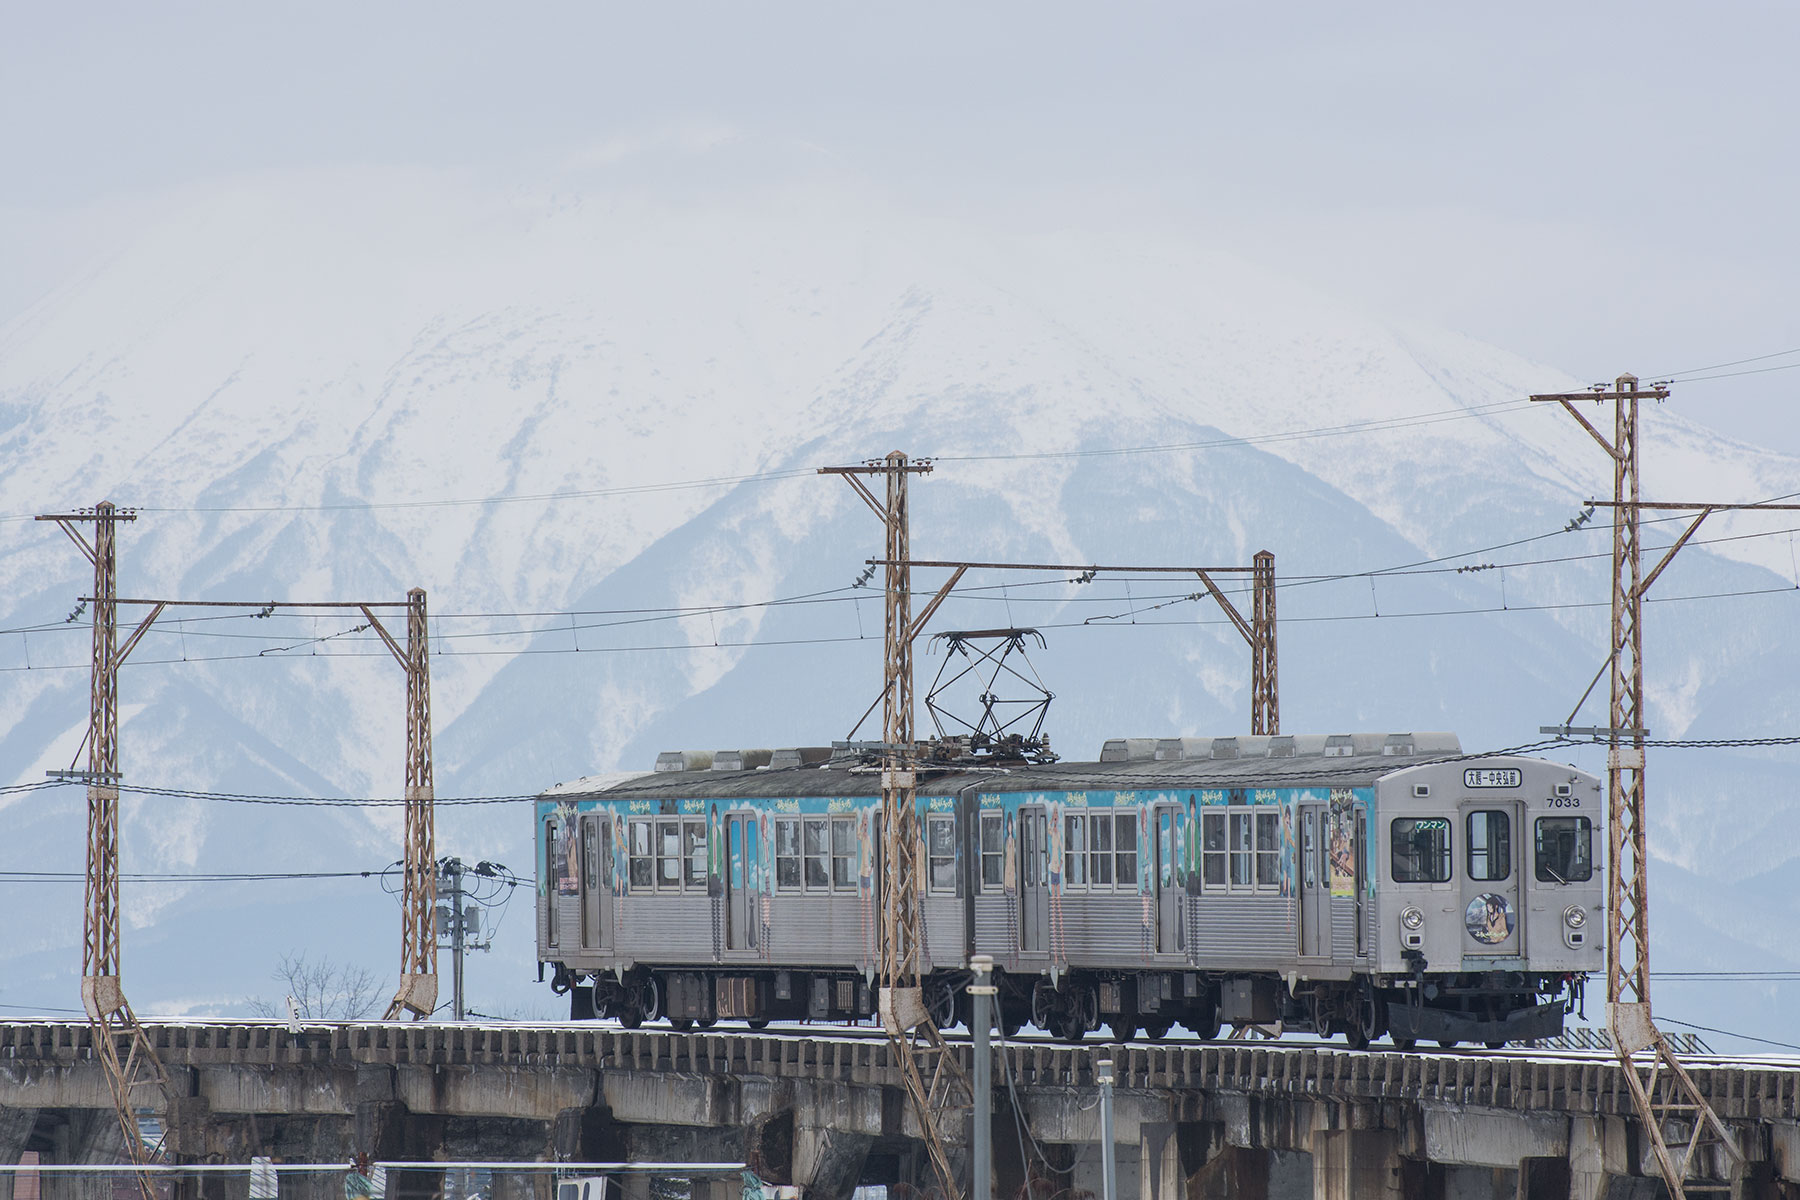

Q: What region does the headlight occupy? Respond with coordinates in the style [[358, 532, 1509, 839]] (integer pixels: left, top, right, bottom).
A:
[[1401, 906, 1425, 930], [1563, 905, 1587, 929]]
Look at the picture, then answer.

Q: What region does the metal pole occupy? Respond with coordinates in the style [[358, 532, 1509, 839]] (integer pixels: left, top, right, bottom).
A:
[[449, 859, 465, 1022], [1096, 1055, 1116, 1200], [970, 954, 995, 1200]]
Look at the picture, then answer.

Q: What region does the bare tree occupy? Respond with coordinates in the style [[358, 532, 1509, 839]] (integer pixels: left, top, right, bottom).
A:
[[246, 953, 387, 1020]]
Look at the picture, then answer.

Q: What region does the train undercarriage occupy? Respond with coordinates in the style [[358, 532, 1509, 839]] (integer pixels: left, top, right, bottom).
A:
[[547, 963, 1581, 1049]]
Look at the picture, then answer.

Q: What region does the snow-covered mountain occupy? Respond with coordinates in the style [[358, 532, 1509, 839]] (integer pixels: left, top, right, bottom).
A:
[[2, 161, 1794, 1047]]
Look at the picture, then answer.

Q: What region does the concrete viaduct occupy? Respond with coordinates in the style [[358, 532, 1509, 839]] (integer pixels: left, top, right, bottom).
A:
[[2, 1022, 1797, 1199]]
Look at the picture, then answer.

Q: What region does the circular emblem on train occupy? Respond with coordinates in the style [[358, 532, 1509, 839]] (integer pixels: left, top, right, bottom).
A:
[[1465, 893, 1514, 944]]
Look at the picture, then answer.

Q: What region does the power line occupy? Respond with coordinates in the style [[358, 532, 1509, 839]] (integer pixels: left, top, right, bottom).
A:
[[935, 399, 1533, 463], [1656, 1016, 1800, 1054], [0, 870, 370, 881], [18, 493, 1800, 652], [6, 576, 1800, 677], [1650, 346, 1800, 380], [4, 400, 1544, 524], [1664, 362, 1800, 385], [1653, 971, 1800, 980]]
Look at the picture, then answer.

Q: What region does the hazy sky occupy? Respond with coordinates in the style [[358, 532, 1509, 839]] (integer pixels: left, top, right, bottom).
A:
[[6, 3, 1797, 447]]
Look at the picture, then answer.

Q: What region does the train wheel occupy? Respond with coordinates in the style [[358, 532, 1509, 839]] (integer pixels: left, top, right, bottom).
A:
[[748, 1019, 770, 1031], [926, 979, 957, 1031], [1437, 1039, 1461, 1049], [618, 1009, 643, 1030], [1079, 987, 1100, 1035], [1485, 1040, 1507, 1050], [1108, 1016, 1136, 1043], [1000, 1007, 1025, 1038], [696, 1018, 716, 1029], [632, 976, 662, 1025], [1351, 987, 1386, 1050], [1030, 981, 1057, 1032], [1391, 1037, 1416, 1051], [1345, 1023, 1370, 1051], [1056, 1014, 1087, 1044], [670, 1018, 694, 1031], [1142, 1020, 1173, 1041], [1189, 998, 1222, 1041]]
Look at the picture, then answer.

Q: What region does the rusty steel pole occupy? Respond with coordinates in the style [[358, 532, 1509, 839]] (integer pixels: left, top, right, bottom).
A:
[[1250, 549, 1278, 735], [370, 588, 439, 1020], [36, 503, 170, 1200], [821, 454, 967, 1196], [1530, 376, 1740, 1196]]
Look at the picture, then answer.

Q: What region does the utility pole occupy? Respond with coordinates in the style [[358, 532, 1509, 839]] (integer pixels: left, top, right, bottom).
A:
[[820, 453, 969, 1196], [1526, 374, 1800, 1195], [446, 858, 465, 1021], [36, 503, 170, 1200], [369, 588, 438, 1020]]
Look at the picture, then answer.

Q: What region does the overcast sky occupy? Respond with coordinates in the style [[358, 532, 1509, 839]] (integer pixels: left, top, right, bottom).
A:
[[5, 3, 1797, 448]]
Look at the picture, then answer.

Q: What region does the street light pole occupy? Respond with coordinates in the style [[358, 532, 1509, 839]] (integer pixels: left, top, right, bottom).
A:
[[1096, 1055, 1116, 1200], [970, 955, 995, 1200]]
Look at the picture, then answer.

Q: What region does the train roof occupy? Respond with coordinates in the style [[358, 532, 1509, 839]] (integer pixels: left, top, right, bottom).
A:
[[532, 731, 1574, 803]]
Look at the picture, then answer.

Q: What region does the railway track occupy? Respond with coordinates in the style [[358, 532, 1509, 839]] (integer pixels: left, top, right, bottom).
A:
[[9, 1016, 1788, 1069]]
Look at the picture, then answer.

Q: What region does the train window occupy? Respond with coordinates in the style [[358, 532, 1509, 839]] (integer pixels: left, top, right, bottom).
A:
[[1202, 812, 1226, 887], [1255, 811, 1280, 887], [1114, 813, 1137, 889], [683, 820, 707, 888], [1063, 814, 1087, 887], [1391, 818, 1452, 883], [1466, 811, 1511, 881], [1055, 810, 1137, 892], [584, 818, 601, 893], [831, 818, 856, 889], [980, 812, 1005, 889], [1157, 811, 1172, 888], [1302, 812, 1316, 888], [547, 819, 564, 895], [1535, 816, 1594, 882], [928, 814, 957, 893], [1021, 814, 1040, 888], [628, 819, 653, 890], [774, 818, 801, 890], [1229, 812, 1254, 887], [803, 818, 830, 889], [657, 820, 682, 887], [1090, 813, 1114, 886]]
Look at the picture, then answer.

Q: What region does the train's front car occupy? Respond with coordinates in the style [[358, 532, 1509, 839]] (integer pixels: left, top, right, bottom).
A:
[[1372, 753, 1604, 1047]]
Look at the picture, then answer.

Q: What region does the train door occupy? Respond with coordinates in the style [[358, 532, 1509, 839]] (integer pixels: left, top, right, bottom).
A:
[[1353, 801, 1367, 957], [1019, 806, 1048, 954], [1460, 801, 1522, 957], [1299, 804, 1329, 958], [725, 812, 759, 951], [581, 814, 612, 951], [1154, 803, 1181, 953], [544, 816, 560, 949]]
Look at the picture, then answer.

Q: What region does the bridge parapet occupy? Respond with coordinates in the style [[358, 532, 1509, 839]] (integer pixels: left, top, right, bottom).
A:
[[5, 1022, 1795, 1121], [2, 1022, 1797, 1198]]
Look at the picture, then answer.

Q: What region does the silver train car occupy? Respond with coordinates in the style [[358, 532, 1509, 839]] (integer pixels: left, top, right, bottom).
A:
[[534, 732, 1603, 1048]]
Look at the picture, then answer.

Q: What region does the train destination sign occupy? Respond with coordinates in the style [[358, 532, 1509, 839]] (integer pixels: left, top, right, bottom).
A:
[[1463, 767, 1522, 788]]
